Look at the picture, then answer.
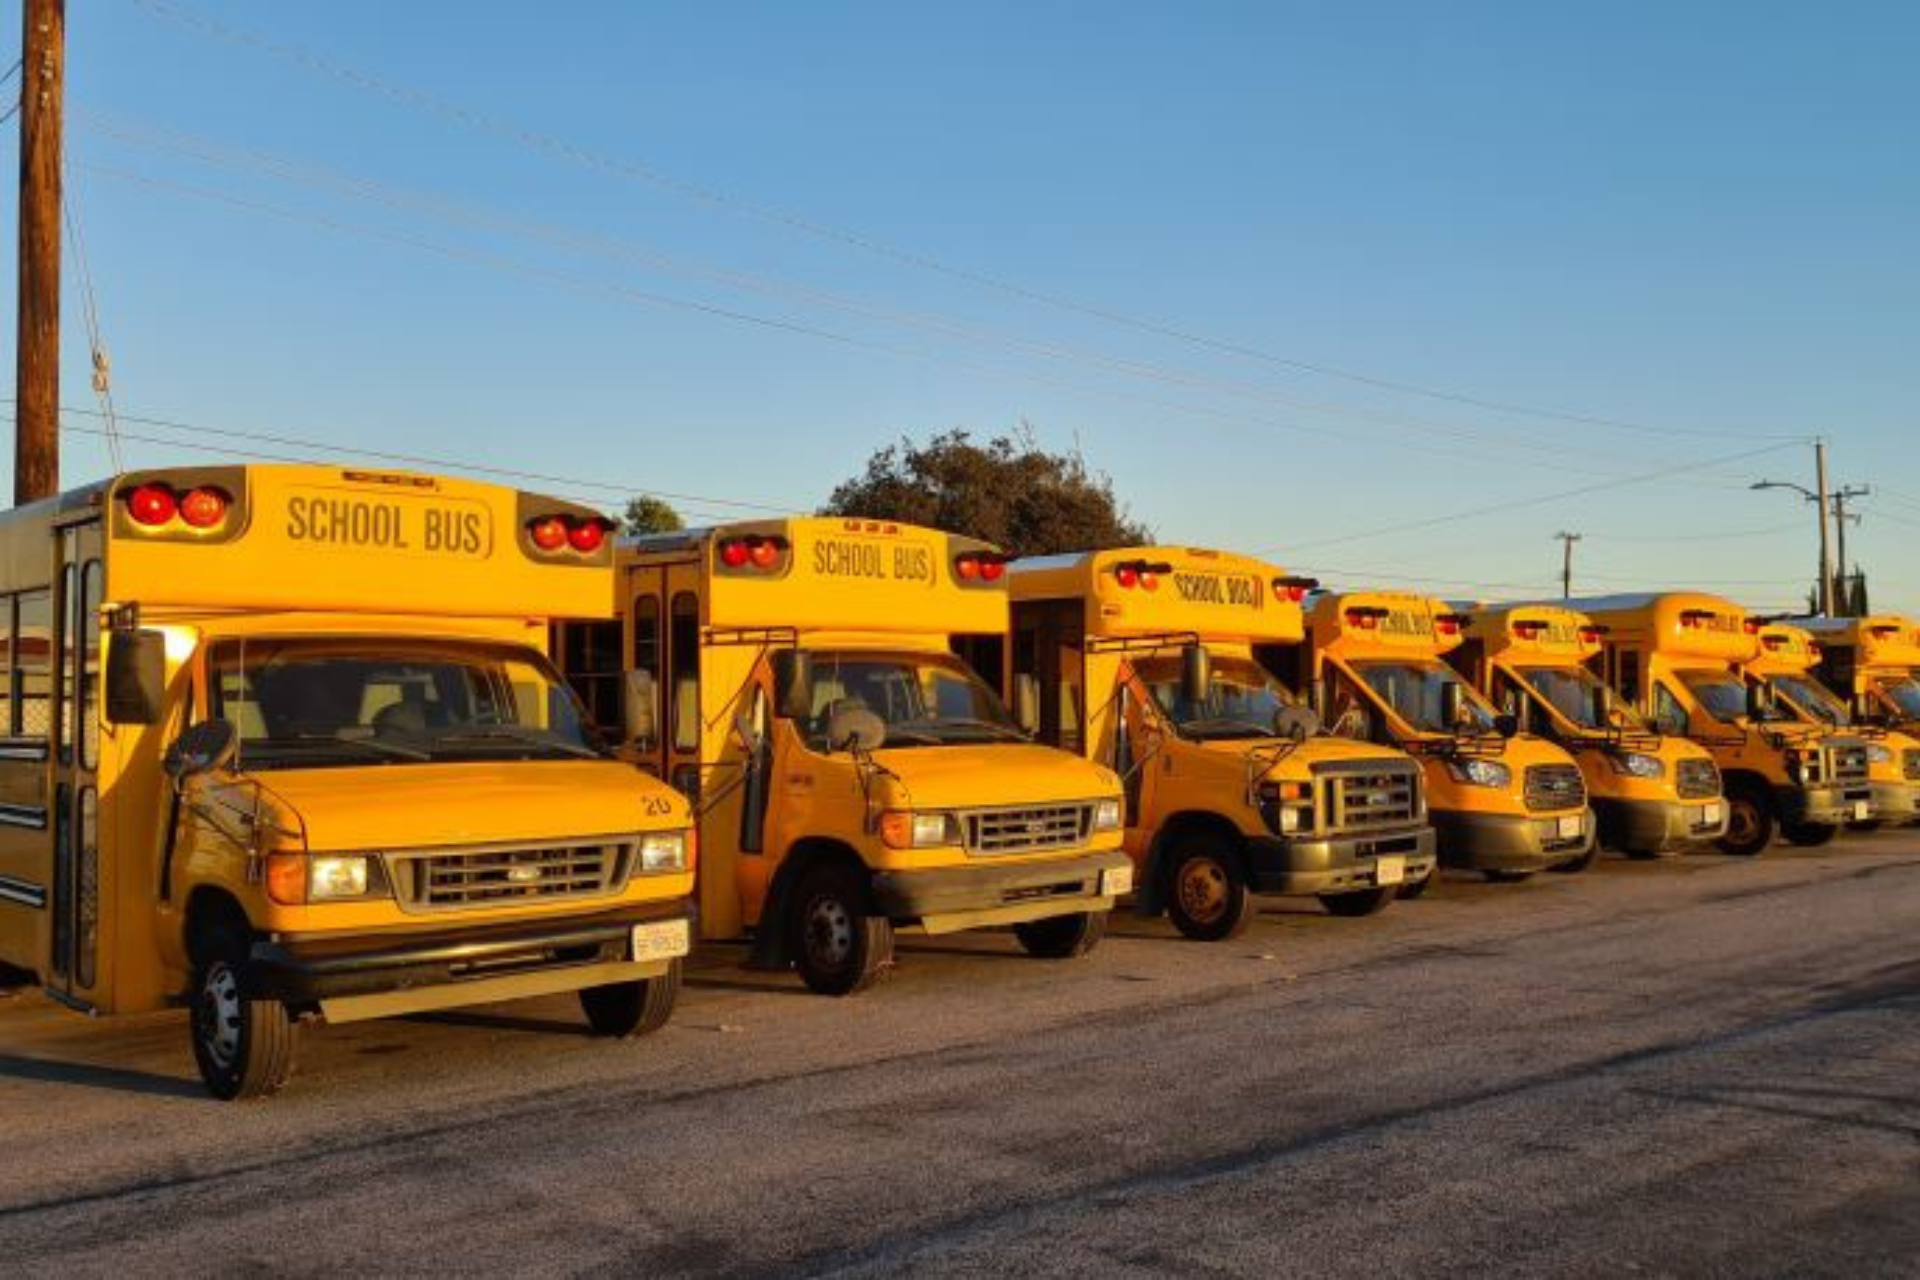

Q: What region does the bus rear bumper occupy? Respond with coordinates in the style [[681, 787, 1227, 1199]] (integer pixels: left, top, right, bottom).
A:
[[1245, 825, 1436, 895], [873, 850, 1132, 935], [1867, 780, 1920, 825], [1432, 809, 1592, 873], [244, 899, 694, 1023], [1594, 797, 1728, 855]]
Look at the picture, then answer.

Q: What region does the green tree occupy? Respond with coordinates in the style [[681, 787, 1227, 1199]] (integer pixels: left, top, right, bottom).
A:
[[623, 494, 685, 536], [821, 428, 1149, 555]]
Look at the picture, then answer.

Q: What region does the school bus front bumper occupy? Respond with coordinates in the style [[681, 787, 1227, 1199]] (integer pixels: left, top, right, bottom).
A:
[[1245, 825, 1436, 895], [1777, 783, 1868, 828], [1867, 780, 1920, 825], [1430, 809, 1593, 873], [243, 898, 694, 1024], [871, 850, 1133, 935], [1593, 797, 1729, 855]]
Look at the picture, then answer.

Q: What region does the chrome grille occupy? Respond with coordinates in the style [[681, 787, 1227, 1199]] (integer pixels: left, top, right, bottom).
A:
[[1905, 749, 1920, 782], [1828, 743, 1870, 787], [390, 842, 632, 911], [962, 804, 1093, 856], [1320, 761, 1422, 830], [1523, 763, 1587, 812], [1675, 757, 1720, 800]]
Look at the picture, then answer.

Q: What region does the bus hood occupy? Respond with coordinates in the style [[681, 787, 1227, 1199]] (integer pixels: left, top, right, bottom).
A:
[[870, 743, 1122, 809], [1186, 733, 1407, 771], [239, 760, 680, 852]]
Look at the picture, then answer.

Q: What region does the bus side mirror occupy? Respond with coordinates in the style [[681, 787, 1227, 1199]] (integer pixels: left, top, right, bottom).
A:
[[1013, 673, 1041, 736], [622, 670, 659, 747], [164, 719, 236, 781], [1440, 680, 1466, 728], [105, 629, 167, 725], [1590, 686, 1612, 727], [773, 649, 813, 720], [1493, 713, 1520, 739], [1181, 644, 1211, 706]]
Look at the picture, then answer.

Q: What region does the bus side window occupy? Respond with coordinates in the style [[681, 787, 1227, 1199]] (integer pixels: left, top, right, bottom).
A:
[[560, 620, 624, 735], [1651, 683, 1688, 736], [669, 592, 700, 754], [1613, 648, 1642, 706], [16, 590, 50, 738], [0, 595, 15, 735]]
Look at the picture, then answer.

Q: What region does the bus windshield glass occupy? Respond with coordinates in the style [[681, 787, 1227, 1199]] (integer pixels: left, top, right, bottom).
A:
[[1137, 655, 1303, 741], [208, 639, 600, 768], [1517, 664, 1649, 733], [1766, 673, 1851, 726], [1877, 676, 1920, 720], [1353, 659, 1495, 735], [1677, 668, 1798, 724], [801, 651, 1024, 749]]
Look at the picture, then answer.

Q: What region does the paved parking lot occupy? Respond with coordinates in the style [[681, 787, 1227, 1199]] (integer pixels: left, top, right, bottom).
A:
[[3, 835, 1917, 1277]]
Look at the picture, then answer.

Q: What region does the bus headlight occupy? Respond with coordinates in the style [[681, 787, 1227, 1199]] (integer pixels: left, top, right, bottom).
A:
[[1866, 743, 1893, 765], [1091, 798, 1122, 832], [1610, 751, 1664, 779], [879, 811, 962, 849], [309, 855, 376, 902], [638, 832, 689, 873], [1256, 780, 1315, 836], [1449, 758, 1512, 789]]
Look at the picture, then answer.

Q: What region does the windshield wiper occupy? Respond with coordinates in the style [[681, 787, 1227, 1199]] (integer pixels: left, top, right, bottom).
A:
[[429, 727, 601, 759], [268, 731, 432, 762], [926, 716, 1028, 742], [1180, 717, 1270, 740]]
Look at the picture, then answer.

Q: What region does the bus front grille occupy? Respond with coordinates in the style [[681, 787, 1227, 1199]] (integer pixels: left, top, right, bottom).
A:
[[963, 804, 1093, 856], [1676, 758, 1721, 800], [1524, 763, 1587, 812], [1905, 750, 1920, 782], [390, 842, 633, 911], [1320, 762, 1422, 830], [1829, 744, 1870, 789]]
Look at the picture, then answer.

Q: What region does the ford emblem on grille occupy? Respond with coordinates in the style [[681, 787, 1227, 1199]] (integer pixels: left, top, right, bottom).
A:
[[505, 864, 541, 884]]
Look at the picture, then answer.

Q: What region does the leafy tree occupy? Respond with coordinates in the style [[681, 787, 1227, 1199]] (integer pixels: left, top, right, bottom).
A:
[[624, 494, 685, 536], [821, 428, 1149, 555]]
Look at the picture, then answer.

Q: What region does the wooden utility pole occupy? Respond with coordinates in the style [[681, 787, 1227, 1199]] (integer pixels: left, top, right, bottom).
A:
[[13, 0, 63, 505], [1554, 531, 1581, 599], [1812, 439, 1834, 616]]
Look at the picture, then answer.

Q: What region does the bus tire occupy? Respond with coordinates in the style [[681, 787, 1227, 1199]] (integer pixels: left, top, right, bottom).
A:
[[791, 864, 894, 996], [1013, 910, 1108, 959], [1846, 820, 1883, 833], [1781, 820, 1840, 847], [190, 934, 296, 1102], [1320, 887, 1394, 917], [1164, 836, 1255, 942], [1484, 869, 1534, 884], [579, 960, 682, 1038], [1717, 780, 1774, 856]]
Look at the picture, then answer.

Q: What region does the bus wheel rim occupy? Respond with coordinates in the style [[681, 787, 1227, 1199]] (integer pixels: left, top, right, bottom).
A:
[[197, 964, 243, 1069], [1177, 858, 1227, 923], [1729, 801, 1759, 844], [803, 895, 854, 969]]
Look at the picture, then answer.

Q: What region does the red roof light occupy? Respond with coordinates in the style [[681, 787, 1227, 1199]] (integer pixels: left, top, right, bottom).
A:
[[567, 519, 607, 553], [530, 516, 569, 552], [127, 484, 177, 527]]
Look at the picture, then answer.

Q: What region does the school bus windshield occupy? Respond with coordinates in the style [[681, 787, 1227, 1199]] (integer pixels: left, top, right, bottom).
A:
[[209, 638, 600, 768], [1877, 676, 1920, 719], [1767, 673, 1852, 727], [1353, 659, 1495, 735], [801, 650, 1025, 749], [1137, 655, 1301, 741], [1677, 668, 1794, 725], [1516, 664, 1650, 733]]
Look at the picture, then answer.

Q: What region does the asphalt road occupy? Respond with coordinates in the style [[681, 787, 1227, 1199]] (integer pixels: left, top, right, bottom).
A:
[[3, 834, 1917, 1278]]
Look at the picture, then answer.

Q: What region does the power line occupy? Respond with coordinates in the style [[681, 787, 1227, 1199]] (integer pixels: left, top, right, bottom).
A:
[[122, 0, 1803, 446]]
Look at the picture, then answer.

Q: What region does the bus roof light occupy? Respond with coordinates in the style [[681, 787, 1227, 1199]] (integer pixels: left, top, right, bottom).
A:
[[529, 516, 569, 552], [719, 538, 751, 568], [1138, 569, 1159, 592], [748, 537, 779, 568], [1114, 564, 1139, 590], [955, 554, 981, 581], [179, 486, 229, 529], [567, 518, 608, 553], [127, 483, 177, 527], [980, 557, 1006, 583]]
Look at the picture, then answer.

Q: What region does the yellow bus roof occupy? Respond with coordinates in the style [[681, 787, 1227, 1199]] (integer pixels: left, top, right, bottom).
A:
[[81, 465, 616, 620], [1566, 591, 1759, 663], [623, 517, 1007, 635], [1463, 602, 1602, 664], [1008, 545, 1311, 643], [1797, 614, 1920, 669], [1308, 590, 1468, 657], [1747, 622, 1821, 677]]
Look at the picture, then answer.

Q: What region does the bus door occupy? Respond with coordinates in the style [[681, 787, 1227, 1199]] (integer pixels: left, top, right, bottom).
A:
[[47, 522, 104, 1006], [624, 561, 707, 802]]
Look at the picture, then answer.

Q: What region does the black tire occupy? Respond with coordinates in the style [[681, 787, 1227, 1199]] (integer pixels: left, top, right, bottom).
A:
[[1484, 869, 1534, 884], [1163, 835, 1255, 942], [1717, 781, 1774, 857], [1320, 887, 1395, 917], [1013, 910, 1108, 959], [1781, 820, 1840, 847], [1397, 870, 1435, 900], [579, 959, 683, 1038], [790, 863, 894, 996], [190, 932, 296, 1102]]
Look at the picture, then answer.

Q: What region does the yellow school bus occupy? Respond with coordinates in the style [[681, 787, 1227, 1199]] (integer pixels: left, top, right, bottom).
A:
[[1004, 547, 1435, 939], [1745, 621, 1920, 828], [1451, 604, 1728, 856], [555, 517, 1130, 996], [0, 465, 695, 1100], [1799, 614, 1920, 733], [1303, 592, 1594, 883], [1574, 593, 1871, 855]]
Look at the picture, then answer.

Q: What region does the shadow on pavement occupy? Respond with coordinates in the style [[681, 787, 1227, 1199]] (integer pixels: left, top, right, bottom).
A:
[[0, 1052, 202, 1100]]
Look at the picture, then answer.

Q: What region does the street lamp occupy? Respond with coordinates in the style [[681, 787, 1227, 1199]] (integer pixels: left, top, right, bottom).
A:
[[1751, 479, 1832, 615]]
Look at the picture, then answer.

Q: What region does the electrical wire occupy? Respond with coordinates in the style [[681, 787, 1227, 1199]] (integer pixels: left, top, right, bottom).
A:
[[59, 157, 125, 470]]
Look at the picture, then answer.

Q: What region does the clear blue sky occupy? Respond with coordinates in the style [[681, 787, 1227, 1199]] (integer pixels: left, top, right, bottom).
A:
[[5, 1, 1916, 613]]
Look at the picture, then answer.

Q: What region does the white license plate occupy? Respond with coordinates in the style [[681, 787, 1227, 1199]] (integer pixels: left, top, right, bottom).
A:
[[632, 918, 691, 962], [1374, 855, 1405, 886], [1557, 815, 1584, 838], [1699, 802, 1722, 825], [1853, 801, 1871, 821], [1101, 865, 1134, 897]]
